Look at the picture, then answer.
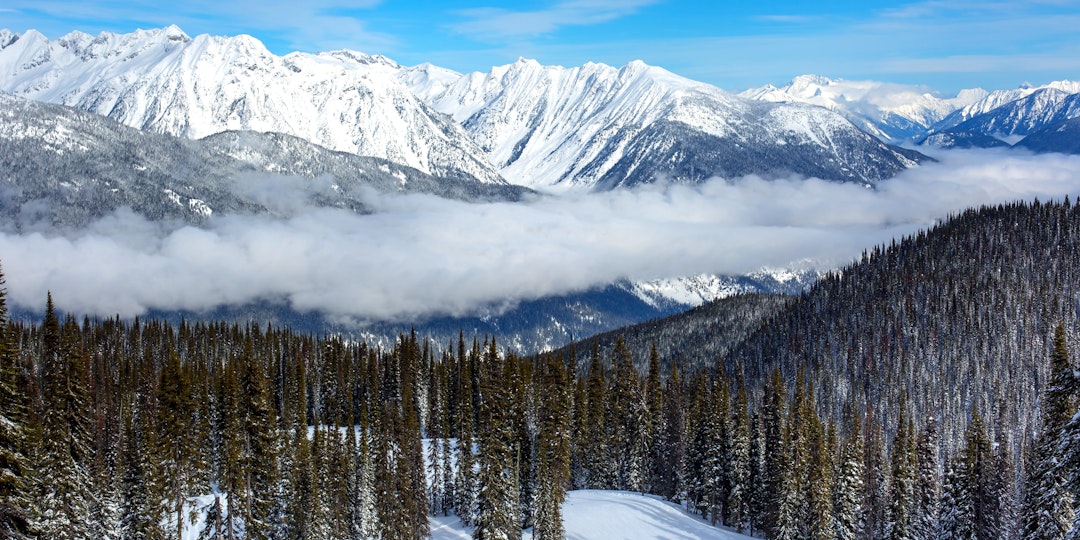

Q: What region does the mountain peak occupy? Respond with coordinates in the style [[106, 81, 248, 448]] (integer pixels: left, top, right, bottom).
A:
[[0, 29, 18, 49]]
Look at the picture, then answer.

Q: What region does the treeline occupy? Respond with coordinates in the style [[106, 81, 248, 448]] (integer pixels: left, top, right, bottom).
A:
[[1, 263, 1079, 539]]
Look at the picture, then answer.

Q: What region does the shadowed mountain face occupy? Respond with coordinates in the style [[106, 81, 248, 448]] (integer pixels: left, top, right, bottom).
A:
[[0, 94, 529, 231]]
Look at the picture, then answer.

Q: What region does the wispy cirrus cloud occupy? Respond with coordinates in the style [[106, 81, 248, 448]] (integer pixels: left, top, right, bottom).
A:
[[450, 0, 661, 41]]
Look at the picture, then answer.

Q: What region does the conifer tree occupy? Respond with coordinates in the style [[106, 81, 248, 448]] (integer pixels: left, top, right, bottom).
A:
[[656, 359, 684, 501], [473, 342, 518, 540], [912, 416, 941, 540], [583, 342, 609, 489], [726, 365, 751, 532], [355, 417, 380, 539], [761, 366, 789, 537], [120, 371, 163, 540], [157, 348, 197, 540], [1022, 322, 1076, 540], [889, 406, 918, 540], [643, 344, 663, 495], [237, 336, 281, 540], [398, 341, 430, 540], [534, 354, 571, 540], [454, 343, 478, 525], [682, 372, 712, 516], [864, 418, 891, 540], [835, 407, 866, 540], [34, 307, 96, 540], [807, 410, 834, 540], [941, 409, 1000, 540], [217, 357, 244, 539], [610, 337, 647, 493], [0, 263, 31, 539], [709, 359, 732, 526], [746, 410, 767, 537]]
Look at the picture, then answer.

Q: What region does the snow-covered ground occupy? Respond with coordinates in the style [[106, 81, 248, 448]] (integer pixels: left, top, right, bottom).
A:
[[431, 490, 754, 540]]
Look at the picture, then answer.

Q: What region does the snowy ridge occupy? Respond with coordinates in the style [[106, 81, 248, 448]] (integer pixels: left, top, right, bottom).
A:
[[0, 27, 505, 184], [408, 59, 924, 190], [920, 88, 1080, 148], [935, 79, 1080, 130], [627, 266, 822, 309], [740, 74, 987, 142]]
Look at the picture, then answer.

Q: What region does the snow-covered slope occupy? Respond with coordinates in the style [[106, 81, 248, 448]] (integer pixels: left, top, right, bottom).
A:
[[0, 27, 504, 184], [920, 88, 1080, 148], [409, 60, 925, 191], [430, 490, 753, 540], [627, 267, 820, 309], [931, 80, 1080, 131], [740, 74, 986, 143]]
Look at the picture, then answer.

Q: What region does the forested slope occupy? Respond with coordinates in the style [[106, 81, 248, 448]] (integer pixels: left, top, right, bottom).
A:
[[590, 199, 1080, 454], [554, 292, 791, 369]]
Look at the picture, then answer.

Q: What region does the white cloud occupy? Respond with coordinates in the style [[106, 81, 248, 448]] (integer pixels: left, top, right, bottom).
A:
[[3, 149, 1080, 323]]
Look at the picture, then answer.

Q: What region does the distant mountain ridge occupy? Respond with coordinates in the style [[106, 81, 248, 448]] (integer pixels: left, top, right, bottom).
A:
[[0, 27, 926, 191], [742, 75, 1080, 153], [740, 74, 988, 143]]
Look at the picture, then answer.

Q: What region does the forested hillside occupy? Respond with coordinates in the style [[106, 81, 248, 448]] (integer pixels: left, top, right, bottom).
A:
[[728, 200, 1080, 455], [554, 292, 791, 369]]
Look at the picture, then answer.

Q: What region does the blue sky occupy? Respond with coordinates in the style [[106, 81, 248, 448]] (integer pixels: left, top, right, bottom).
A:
[[2, 0, 1079, 94]]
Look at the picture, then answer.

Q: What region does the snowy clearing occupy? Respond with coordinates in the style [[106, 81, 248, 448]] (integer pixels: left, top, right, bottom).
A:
[[430, 490, 753, 540]]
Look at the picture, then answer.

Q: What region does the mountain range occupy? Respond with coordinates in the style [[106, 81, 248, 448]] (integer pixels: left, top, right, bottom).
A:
[[741, 74, 1080, 151], [0, 26, 923, 191]]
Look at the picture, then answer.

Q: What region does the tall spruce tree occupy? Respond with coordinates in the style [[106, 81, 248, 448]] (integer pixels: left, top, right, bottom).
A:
[[583, 343, 609, 490], [0, 262, 31, 539], [727, 365, 751, 532], [835, 407, 866, 540], [1022, 322, 1076, 540], [912, 416, 941, 540], [157, 348, 198, 540], [473, 342, 518, 540], [34, 307, 96, 540], [534, 354, 571, 540], [889, 406, 918, 540], [656, 359, 684, 501], [941, 409, 1001, 540]]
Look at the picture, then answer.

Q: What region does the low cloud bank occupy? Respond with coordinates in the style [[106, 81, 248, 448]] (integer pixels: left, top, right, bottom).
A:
[[4, 149, 1080, 323]]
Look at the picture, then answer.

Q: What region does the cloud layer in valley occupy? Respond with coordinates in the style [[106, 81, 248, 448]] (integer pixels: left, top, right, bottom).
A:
[[3, 149, 1080, 324]]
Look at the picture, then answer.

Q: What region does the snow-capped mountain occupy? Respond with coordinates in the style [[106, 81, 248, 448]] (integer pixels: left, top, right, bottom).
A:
[[920, 87, 1080, 148], [0, 26, 505, 184], [0, 27, 928, 191], [740, 74, 987, 143], [1014, 116, 1080, 154], [406, 59, 925, 191], [627, 267, 821, 310], [931, 80, 1080, 131], [0, 93, 526, 230]]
